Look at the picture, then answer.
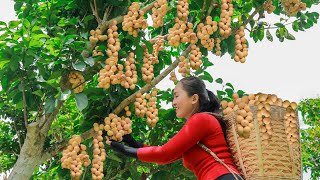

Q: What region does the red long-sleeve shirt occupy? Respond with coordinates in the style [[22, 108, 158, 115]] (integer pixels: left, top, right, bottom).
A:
[[137, 112, 240, 180]]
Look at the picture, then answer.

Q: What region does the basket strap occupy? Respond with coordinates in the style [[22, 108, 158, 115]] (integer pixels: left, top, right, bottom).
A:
[[197, 142, 244, 180]]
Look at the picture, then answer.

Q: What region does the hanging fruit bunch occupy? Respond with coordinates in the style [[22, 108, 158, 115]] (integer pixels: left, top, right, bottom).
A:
[[280, 0, 306, 16], [122, 2, 148, 37], [120, 52, 138, 90], [189, 45, 202, 70], [102, 113, 133, 142], [146, 88, 159, 127], [169, 71, 178, 83], [151, 0, 169, 28], [135, 92, 148, 118], [97, 20, 121, 89], [89, 29, 107, 45], [196, 16, 218, 51], [61, 135, 91, 180], [167, 0, 197, 46], [178, 55, 190, 77], [263, 0, 276, 14], [215, 38, 222, 56], [68, 71, 85, 93], [91, 130, 106, 180], [234, 26, 248, 63], [219, 0, 234, 39]]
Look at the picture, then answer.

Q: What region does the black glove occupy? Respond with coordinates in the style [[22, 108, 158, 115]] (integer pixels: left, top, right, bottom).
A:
[[122, 134, 144, 148], [110, 141, 138, 158]]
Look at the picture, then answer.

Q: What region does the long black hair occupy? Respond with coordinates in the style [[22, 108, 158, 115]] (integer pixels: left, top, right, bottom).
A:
[[179, 76, 227, 139]]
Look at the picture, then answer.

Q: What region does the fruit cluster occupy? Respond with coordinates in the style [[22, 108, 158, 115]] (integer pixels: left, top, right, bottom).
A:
[[93, 46, 103, 57], [152, 0, 169, 28], [235, 26, 248, 63], [168, 19, 197, 46], [91, 131, 106, 180], [122, 2, 148, 37], [102, 113, 133, 142], [68, 71, 85, 93], [178, 55, 190, 77], [98, 53, 137, 90], [219, 0, 234, 38], [280, 0, 306, 16], [221, 94, 255, 138], [89, 29, 107, 44], [61, 135, 91, 179], [146, 88, 159, 127], [254, 94, 273, 144], [106, 20, 120, 62], [283, 101, 299, 145], [121, 52, 138, 89], [263, 0, 276, 14], [215, 38, 222, 56], [169, 71, 178, 83], [196, 16, 218, 50], [135, 93, 148, 118], [176, 0, 189, 22], [142, 49, 155, 83], [189, 45, 202, 70]]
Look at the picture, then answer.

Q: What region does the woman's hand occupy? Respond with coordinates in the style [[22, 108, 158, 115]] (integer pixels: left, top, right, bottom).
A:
[[106, 136, 139, 158], [121, 134, 144, 148]]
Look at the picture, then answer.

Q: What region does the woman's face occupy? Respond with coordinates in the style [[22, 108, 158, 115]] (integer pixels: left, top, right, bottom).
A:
[[173, 82, 199, 119]]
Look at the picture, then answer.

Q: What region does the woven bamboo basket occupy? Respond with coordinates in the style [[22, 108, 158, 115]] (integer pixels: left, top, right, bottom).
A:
[[224, 105, 302, 180]]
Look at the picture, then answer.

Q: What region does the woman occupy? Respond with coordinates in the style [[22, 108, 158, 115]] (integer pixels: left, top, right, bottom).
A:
[[107, 76, 242, 180]]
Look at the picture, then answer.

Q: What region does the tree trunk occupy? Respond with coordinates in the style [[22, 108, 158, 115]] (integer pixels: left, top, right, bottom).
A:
[[8, 122, 46, 180]]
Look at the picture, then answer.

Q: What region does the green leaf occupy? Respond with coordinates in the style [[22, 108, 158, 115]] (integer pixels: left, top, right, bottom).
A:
[[72, 62, 86, 71], [59, 89, 71, 101], [215, 78, 223, 84], [151, 171, 168, 180], [266, 30, 273, 42], [143, 40, 153, 54], [75, 93, 88, 111], [285, 32, 296, 40], [292, 21, 300, 32], [23, 19, 30, 28], [44, 98, 56, 113], [225, 88, 234, 98], [84, 57, 95, 67], [237, 90, 246, 97], [107, 153, 122, 163], [0, 60, 10, 69], [14, 2, 23, 11], [199, 71, 213, 83], [32, 90, 43, 97], [226, 83, 234, 90], [8, 20, 20, 29], [274, 23, 285, 28], [135, 44, 144, 62], [217, 90, 226, 98]]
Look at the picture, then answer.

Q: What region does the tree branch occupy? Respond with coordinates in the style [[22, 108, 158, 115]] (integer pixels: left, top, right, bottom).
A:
[[90, 0, 102, 24], [21, 78, 28, 129], [13, 119, 22, 150], [231, 6, 263, 36]]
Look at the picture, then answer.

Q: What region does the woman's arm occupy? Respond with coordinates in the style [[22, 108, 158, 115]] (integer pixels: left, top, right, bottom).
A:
[[137, 113, 217, 164]]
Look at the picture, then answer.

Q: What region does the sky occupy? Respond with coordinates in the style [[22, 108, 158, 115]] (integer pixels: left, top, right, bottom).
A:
[[0, 0, 319, 179]]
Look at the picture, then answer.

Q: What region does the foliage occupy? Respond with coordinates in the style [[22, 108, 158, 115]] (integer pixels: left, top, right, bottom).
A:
[[298, 98, 320, 180], [0, 0, 319, 179]]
